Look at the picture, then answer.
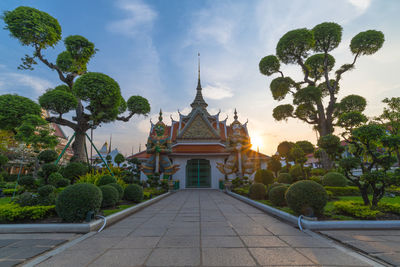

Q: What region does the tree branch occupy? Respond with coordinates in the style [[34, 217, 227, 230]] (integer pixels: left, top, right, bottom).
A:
[[117, 112, 136, 122], [297, 59, 314, 85], [34, 47, 70, 86], [45, 116, 77, 130]]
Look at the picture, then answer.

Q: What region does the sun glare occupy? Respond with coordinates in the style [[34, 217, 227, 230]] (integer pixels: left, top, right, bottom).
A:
[[250, 134, 263, 151]]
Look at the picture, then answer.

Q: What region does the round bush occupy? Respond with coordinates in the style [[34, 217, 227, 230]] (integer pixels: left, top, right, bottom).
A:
[[108, 183, 123, 200], [38, 185, 56, 197], [62, 162, 88, 182], [254, 169, 275, 186], [277, 173, 293, 184], [56, 183, 102, 222], [249, 183, 266, 200], [16, 192, 38, 206], [289, 164, 303, 180], [48, 172, 63, 186], [123, 184, 143, 203], [269, 185, 288, 206], [99, 185, 119, 208], [322, 172, 347, 187], [97, 175, 117, 186], [19, 175, 35, 189], [56, 178, 70, 188], [267, 182, 285, 195], [38, 150, 58, 163], [285, 180, 328, 216], [41, 163, 59, 178], [309, 176, 322, 184]]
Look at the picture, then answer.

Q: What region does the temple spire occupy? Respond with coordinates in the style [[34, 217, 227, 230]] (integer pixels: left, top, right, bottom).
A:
[[191, 53, 208, 110], [159, 109, 163, 122], [234, 108, 238, 121]]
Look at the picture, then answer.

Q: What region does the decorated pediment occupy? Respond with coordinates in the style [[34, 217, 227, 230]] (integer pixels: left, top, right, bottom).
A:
[[178, 112, 220, 139]]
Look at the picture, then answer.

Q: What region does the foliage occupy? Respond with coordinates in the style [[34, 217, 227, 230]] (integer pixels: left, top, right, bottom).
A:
[[310, 168, 327, 176], [39, 89, 77, 117], [309, 176, 322, 184], [322, 172, 348, 187], [317, 134, 343, 161], [285, 180, 328, 216], [16, 192, 38, 206], [62, 162, 88, 182], [123, 184, 143, 203], [37, 184, 57, 205], [48, 172, 63, 187], [38, 150, 58, 163], [267, 155, 281, 176], [0, 204, 55, 223], [41, 163, 59, 184], [97, 175, 117, 186], [269, 185, 288, 206], [114, 153, 125, 167], [56, 183, 102, 222], [289, 164, 303, 180], [56, 178, 70, 188], [333, 201, 381, 219], [19, 175, 35, 189], [324, 186, 360, 196], [102, 204, 135, 217], [249, 183, 266, 200], [99, 185, 119, 208], [108, 183, 124, 200], [277, 141, 295, 164], [0, 154, 9, 168], [277, 173, 293, 184], [259, 22, 384, 169], [232, 186, 249, 197], [254, 169, 274, 186]]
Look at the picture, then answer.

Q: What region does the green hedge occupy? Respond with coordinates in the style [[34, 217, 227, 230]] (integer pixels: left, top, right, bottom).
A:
[[2, 188, 23, 195], [0, 204, 55, 222], [324, 186, 360, 196], [333, 201, 381, 219]]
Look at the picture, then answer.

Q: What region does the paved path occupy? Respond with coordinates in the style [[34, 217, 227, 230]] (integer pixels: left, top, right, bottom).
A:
[[36, 190, 375, 266], [320, 230, 400, 266], [0, 233, 79, 267]]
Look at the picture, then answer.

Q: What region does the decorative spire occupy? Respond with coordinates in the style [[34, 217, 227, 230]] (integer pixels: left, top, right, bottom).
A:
[[191, 53, 208, 110], [158, 109, 163, 122], [234, 108, 238, 121]]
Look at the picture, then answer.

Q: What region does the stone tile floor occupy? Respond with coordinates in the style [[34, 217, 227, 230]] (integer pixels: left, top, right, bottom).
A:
[[30, 190, 378, 266], [320, 230, 400, 266], [0, 233, 79, 267]]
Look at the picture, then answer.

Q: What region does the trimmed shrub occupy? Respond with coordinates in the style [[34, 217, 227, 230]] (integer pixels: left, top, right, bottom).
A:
[[277, 173, 293, 184], [16, 192, 38, 206], [333, 201, 381, 219], [309, 176, 322, 184], [124, 184, 143, 203], [324, 186, 360, 196], [56, 178, 70, 188], [322, 172, 348, 187], [267, 182, 285, 197], [56, 183, 102, 222], [310, 168, 326, 176], [108, 183, 123, 200], [97, 175, 116, 186], [4, 174, 18, 182], [0, 204, 55, 222], [48, 172, 63, 186], [249, 183, 266, 200], [289, 164, 304, 180], [41, 163, 59, 179], [254, 169, 274, 186], [62, 162, 88, 182], [19, 175, 35, 189], [285, 180, 328, 216], [38, 185, 57, 206], [99, 185, 119, 208], [38, 150, 58, 163], [269, 185, 288, 206]]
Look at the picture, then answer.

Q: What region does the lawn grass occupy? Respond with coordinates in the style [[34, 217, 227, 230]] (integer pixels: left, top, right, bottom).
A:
[[102, 204, 135, 216], [0, 197, 11, 205]]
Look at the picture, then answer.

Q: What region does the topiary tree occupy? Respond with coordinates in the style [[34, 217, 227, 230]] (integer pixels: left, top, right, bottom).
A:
[[41, 163, 59, 184], [289, 164, 303, 181], [317, 134, 344, 164], [114, 153, 125, 167], [48, 172, 63, 187], [19, 175, 36, 189], [259, 22, 384, 169], [277, 173, 293, 184], [56, 183, 102, 222], [62, 162, 88, 183], [108, 183, 124, 200], [254, 169, 275, 186], [249, 183, 266, 200], [38, 150, 58, 163], [285, 180, 328, 216], [3, 6, 151, 162], [123, 184, 143, 202], [99, 185, 119, 208], [269, 185, 288, 206], [277, 141, 295, 167], [96, 175, 116, 186], [267, 155, 282, 177], [322, 172, 347, 187]]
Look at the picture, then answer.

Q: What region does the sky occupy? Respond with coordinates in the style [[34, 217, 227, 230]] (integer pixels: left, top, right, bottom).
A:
[[0, 0, 399, 156]]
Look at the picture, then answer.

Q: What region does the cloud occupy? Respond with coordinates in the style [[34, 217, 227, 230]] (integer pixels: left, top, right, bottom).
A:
[[203, 83, 233, 100], [0, 72, 53, 95], [347, 0, 371, 13], [106, 0, 157, 38]]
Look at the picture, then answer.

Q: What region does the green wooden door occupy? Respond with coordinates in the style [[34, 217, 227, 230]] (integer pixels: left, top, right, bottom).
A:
[[186, 159, 211, 188]]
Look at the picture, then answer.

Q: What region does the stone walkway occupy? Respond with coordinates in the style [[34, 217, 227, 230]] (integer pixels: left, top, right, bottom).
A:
[[320, 230, 400, 266], [0, 233, 79, 267], [35, 190, 375, 266]]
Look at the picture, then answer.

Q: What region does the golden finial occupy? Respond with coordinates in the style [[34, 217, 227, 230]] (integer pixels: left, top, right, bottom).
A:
[[159, 109, 163, 122]]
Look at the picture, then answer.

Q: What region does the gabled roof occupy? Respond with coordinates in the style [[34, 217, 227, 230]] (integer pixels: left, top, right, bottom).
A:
[[177, 109, 221, 140]]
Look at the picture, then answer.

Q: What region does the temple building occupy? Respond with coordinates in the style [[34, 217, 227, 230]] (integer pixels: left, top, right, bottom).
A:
[[129, 66, 269, 189]]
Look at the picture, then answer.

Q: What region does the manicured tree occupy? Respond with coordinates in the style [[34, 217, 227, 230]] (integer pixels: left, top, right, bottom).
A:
[[339, 124, 400, 207], [38, 150, 58, 163], [267, 155, 282, 177], [114, 153, 125, 167], [3, 7, 150, 162], [0, 154, 8, 170], [259, 22, 384, 169], [317, 134, 344, 164], [106, 155, 112, 165], [277, 141, 295, 167], [375, 97, 400, 165]]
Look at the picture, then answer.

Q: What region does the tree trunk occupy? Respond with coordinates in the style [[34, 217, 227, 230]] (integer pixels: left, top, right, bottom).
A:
[[71, 130, 87, 162], [318, 122, 334, 170], [360, 186, 370, 206], [396, 149, 400, 166]]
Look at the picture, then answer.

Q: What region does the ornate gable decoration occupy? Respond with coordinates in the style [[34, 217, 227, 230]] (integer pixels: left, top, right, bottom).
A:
[[179, 112, 220, 140]]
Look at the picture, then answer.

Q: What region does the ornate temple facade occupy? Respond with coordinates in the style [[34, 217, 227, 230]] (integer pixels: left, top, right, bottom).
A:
[[129, 69, 269, 189]]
